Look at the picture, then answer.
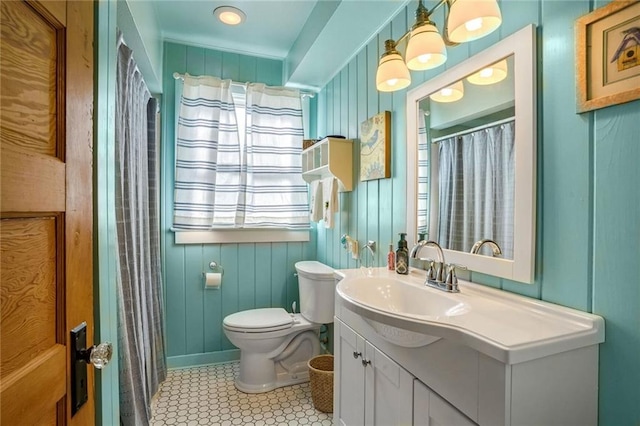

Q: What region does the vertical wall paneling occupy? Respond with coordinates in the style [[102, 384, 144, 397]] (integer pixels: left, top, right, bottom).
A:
[[391, 8, 408, 246], [367, 37, 381, 267], [593, 101, 640, 424], [161, 42, 315, 366], [270, 243, 288, 309], [312, 2, 640, 423], [339, 68, 350, 269], [202, 244, 222, 353], [532, 0, 591, 308], [184, 244, 205, 354], [347, 59, 359, 270], [254, 243, 272, 309], [238, 245, 256, 312], [378, 25, 393, 254], [95, 1, 120, 422], [184, 46, 206, 356], [220, 244, 239, 351], [356, 50, 369, 268], [162, 42, 187, 357]]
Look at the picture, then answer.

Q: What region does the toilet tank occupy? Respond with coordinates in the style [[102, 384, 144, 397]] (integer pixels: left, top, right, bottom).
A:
[[295, 261, 335, 324]]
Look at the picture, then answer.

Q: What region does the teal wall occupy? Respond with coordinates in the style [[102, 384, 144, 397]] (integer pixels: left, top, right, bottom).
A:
[[160, 42, 317, 368], [313, 1, 639, 424]]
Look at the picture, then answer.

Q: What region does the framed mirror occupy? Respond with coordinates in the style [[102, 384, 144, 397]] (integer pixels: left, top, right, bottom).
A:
[[406, 24, 536, 283]]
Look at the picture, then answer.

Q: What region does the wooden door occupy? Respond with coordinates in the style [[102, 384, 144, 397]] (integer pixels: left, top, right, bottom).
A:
[[1, 1, 95, 424]]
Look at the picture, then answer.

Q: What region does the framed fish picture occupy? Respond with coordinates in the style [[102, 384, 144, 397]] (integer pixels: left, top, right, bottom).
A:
[[360, 111, 391, 181]]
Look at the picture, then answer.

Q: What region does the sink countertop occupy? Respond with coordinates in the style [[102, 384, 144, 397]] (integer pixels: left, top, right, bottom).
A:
[[334, 267, 605, 364]]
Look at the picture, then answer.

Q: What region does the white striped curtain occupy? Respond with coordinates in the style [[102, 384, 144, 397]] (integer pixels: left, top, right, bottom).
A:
[[173, 76, 309, 229], [173, 75, 241, 229], [417, 108, 430, 235], [243, 84, 308, 229]]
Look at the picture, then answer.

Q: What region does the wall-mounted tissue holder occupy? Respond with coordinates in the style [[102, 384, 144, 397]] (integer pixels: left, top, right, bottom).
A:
[[203, 261, 224, 289]]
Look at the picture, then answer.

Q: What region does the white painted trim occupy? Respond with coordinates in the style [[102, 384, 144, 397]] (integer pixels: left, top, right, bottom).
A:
[[406, 24, 537, 284], [174, 229, 310, 244]]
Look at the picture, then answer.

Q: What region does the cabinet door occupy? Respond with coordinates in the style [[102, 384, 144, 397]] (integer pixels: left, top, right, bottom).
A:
[[413, 380, 477, 426], [364, 341, 414, 426], [335, 320, 366, 426]]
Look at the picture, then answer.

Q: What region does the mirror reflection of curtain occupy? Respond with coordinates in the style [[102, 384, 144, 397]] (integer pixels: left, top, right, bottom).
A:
[[437, 120, 515, 258], [417, 109, 430, 235]]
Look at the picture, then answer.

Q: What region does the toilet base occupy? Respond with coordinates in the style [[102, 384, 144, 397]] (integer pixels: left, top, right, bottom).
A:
[[233, 330, 321, 394], [235, 368, 311, 394]]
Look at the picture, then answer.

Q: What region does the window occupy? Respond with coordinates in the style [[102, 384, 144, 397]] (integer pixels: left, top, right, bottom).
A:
[[172, 74, 310, 243]]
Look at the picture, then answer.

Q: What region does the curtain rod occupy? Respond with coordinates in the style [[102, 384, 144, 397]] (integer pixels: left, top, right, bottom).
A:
[[431, 116, 515, 143], [172, 72, 315, 99]]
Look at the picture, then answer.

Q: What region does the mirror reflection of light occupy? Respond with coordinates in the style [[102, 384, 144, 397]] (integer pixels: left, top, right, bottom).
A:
[[441, 88, 453, 96], [479, 68, 494, 78], [465, 17, 483, 32]]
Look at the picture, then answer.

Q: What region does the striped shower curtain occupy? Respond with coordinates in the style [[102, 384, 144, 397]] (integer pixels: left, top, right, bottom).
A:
[[115, 35, 166, 425]]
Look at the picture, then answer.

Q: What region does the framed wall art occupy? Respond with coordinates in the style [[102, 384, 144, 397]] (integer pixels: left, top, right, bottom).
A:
[[576, 0, 640, 113], [360, 111, 391, 181]]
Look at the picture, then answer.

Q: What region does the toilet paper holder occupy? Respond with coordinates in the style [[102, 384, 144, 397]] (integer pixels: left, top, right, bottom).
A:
[[203, 261, 224, 277]]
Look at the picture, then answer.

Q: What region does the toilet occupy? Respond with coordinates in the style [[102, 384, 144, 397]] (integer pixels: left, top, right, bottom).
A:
[[223, 260, 335, 393]]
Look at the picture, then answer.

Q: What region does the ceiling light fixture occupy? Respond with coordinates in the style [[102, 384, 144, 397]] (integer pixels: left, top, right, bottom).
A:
[[214, 6, 246, 26], [376, 0, 502, 92]]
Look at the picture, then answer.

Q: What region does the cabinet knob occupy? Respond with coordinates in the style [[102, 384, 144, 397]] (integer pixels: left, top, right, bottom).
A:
[[362, 359, 371, 367], [353, 351, 362, 359]]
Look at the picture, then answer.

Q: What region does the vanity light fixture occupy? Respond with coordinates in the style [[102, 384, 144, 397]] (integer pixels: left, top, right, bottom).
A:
[[214, 6, 246, 26], [429, 80, 464, 102], [466, 59, 508, 85], [376, 0, 502, 92]]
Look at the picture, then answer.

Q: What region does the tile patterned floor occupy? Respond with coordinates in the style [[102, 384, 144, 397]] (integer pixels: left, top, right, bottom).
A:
[[150, 362, 333, 426]]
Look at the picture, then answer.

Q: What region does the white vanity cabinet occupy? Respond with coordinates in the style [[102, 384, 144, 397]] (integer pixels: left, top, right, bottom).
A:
[[335, 320, 414, 426], [333, 286, 601, 426], [414, 379, 476, 426]]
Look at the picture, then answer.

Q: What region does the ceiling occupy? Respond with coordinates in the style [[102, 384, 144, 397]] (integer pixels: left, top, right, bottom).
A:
[[152, 0, 410, 90]]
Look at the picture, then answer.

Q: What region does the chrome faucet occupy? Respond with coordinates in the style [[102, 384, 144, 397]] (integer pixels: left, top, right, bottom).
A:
[[470, 239, 502, 257], [410, 240, 461, 292]]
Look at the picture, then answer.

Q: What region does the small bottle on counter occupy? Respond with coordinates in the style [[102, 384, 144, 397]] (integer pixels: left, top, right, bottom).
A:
[[395, 233, 409, 275], [387, 243, 395, 270]]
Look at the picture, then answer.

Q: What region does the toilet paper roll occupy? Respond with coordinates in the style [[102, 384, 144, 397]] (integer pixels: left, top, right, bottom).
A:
[[204, 272, 222, 289]]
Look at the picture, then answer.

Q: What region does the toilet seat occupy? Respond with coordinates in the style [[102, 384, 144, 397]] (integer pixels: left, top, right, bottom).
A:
[[223, 308, 294, 333]]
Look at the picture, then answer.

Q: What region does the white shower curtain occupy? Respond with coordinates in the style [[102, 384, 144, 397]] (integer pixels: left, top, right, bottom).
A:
[[116, 34, 166, 426], [437, 120, 515, 258]]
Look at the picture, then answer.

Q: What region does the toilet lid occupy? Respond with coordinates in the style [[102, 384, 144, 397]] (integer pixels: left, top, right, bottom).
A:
[[224, 308, 294, 332]]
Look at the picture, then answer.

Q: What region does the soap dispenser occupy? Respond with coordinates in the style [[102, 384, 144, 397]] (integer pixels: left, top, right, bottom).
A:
[[395, 233, 409, 275]]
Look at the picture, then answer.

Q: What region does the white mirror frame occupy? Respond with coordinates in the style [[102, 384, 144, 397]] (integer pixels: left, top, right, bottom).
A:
[[406, 24, 537, 284]]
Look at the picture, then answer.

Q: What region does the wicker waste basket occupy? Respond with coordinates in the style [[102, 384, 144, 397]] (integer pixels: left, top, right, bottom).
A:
[[308, 354, 334, 413]]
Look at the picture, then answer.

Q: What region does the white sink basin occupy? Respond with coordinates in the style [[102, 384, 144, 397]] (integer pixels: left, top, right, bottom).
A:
[[335, 268, 605, 364], [337, 276, 470, 319]]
